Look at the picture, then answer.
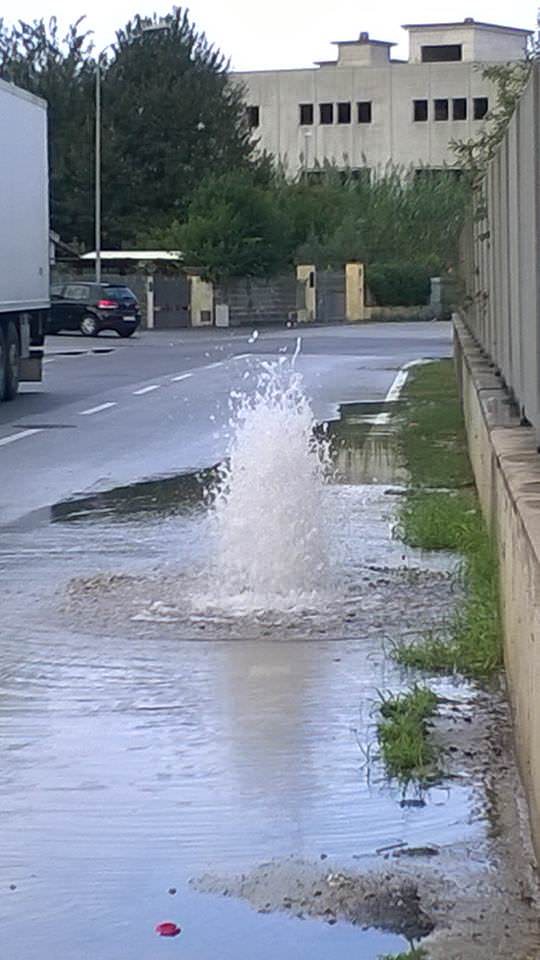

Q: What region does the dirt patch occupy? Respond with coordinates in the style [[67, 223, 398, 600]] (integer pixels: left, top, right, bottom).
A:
[[62, 564, 457, 642], [193, 859, 435, 939]]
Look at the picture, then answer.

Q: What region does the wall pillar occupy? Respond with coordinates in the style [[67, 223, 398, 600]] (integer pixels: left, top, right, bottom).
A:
[[296, 264, 316, 322], [190, 276, 214, 327], [345, 262, 366, 322], [146, 275, 155, 329]]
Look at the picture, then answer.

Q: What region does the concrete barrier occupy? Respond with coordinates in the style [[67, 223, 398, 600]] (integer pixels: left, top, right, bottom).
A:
[[455, 315, 540, 857]]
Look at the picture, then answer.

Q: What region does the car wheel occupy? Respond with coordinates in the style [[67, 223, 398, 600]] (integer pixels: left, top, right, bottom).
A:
[[3, 321, 20, 401], [118, 326, 136, 338], [80, 315, 98, 337]]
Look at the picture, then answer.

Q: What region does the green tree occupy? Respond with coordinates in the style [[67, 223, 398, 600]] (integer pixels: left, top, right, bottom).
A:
[[292, 165, 470, 272], [158, 170, 291, 280], [100, 9, 258, 245], [0, 8, 260, 247], [0, 16, 95, 244], [451, 61, 533, 185]]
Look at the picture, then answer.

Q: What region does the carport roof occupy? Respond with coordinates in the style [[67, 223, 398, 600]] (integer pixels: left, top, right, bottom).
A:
[[80, 250, 183, 261]]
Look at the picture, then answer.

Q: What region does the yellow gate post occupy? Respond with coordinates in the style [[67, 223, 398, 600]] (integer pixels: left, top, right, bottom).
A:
[[190, 275, 214, 327], [345, 262, 366, 322]]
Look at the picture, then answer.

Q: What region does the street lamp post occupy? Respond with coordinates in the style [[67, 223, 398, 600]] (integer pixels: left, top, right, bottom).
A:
[[95, 46, 114, 284], [95, 58, 102, 283], [303, 130, 312, 178]]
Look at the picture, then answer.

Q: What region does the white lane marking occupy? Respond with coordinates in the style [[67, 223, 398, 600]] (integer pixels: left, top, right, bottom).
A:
[[0, 428, 42, 447], [373, 358, 431, 426], [174, 358, 251, 380], [80, 402, 117, 416], [384, 367, 410, 404], [292, 336, 302, 365], [133, 384, 160, 395]]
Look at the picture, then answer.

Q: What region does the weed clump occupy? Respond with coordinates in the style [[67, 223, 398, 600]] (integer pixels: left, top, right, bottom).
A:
[[378, 945, 428, 959], [377, 686, 439, 781]]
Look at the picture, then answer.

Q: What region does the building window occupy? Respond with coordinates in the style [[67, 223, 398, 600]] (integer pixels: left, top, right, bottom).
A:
[[453, 97, 467, 120], [247, 105, 259, 128], [434, 99, 449, 121], [421, 44, 462, 62], [299, 103, 314, 125], [319, 102, 334, 125], [474, 97, 489, 120], [413, 99, 428, 122], [415, 168, 464, 184], [357, 101, 372, 124], [337, 101, 351, 124], [350, 167, 371, 185]]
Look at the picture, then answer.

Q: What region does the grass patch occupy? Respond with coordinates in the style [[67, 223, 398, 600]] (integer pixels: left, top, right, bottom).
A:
[[395, 528, 502, 679], [378, 946, 428, 959], [397, 489, 480, 551], [393, 360, 502, 680], [400, 359, 473, 489], [377, 685, 439, 781]]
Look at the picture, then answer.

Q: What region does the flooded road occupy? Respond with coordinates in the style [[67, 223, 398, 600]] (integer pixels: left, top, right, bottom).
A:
[[0, 381, 485, 959]]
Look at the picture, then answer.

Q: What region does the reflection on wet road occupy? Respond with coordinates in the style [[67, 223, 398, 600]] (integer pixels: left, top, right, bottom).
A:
[[0, 401, 476, 960]]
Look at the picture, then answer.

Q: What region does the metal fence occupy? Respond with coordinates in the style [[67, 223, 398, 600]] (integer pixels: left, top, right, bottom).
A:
[[460, 62, 540, 441]]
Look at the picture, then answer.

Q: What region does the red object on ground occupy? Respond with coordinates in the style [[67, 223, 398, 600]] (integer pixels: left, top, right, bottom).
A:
[[155, 922, 181, 937]]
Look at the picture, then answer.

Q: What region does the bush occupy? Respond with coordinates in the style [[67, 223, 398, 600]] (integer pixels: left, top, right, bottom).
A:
[[366, 263, 433, 307]]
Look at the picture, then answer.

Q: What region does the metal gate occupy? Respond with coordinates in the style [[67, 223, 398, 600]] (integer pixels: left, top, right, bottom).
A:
[[317, 270, 345, 324], [153, 275, 190, 328]]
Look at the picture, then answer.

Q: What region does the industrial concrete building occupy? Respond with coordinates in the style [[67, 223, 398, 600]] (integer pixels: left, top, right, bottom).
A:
[[234, 19, 531, 174]]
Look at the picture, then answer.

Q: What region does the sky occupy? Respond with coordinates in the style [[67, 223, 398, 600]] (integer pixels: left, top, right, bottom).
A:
[[1, 1, 537, 69]]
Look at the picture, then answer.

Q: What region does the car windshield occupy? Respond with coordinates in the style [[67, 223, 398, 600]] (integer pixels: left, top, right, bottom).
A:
[[103, 286, 136, 301]]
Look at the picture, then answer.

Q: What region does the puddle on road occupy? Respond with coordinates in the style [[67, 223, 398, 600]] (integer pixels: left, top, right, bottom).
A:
[[0, 399, 476, 960], [52, 467, 217, 523], [326, 401, 408, 486]]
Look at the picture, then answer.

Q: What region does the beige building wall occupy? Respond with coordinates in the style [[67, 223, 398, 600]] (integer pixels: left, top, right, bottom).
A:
[[234, 20, 530, 176]]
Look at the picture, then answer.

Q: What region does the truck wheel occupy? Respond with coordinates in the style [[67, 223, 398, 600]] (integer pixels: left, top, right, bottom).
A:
[[0, 328, 6, 401], [80, 315, 98, 337], [3, 321, 20, 401]]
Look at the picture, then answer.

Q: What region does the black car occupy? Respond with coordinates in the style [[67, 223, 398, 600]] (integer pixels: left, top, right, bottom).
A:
[[49, 282, 141, 337]]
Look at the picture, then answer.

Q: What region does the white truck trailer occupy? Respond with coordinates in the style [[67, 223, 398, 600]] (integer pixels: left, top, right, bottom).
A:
[[0, 77, 49, 400]]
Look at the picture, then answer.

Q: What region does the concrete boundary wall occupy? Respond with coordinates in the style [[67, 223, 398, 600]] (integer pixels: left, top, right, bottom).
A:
[[454, 316, 540, 857], [460, 63, 540, 445]]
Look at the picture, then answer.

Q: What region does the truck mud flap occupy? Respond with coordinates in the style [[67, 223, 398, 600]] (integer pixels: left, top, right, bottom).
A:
[[20, 349, 43, 382]]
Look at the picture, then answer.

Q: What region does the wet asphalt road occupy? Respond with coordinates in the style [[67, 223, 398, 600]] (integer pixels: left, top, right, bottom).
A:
[[0, 323, 451, 526], [0, 320, 470, 960]]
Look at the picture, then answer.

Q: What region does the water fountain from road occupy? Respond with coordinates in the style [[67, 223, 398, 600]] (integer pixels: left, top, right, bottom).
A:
[[209, 363, 338, 613]]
